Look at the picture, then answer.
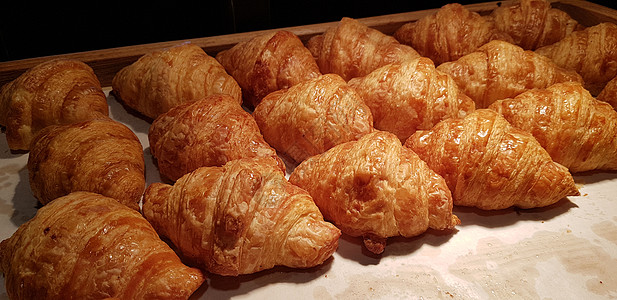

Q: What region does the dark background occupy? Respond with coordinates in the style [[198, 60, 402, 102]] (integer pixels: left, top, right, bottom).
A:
[[1, 0, 616, 62]]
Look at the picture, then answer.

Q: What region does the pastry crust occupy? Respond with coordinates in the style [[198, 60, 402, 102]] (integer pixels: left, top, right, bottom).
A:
[[0, 192, 205, 300], [405, 109, 579, 210], [289, 131, 459, 254], [597, 75, 617, 110], [27, 118, 145, 210], [216, 30, 321, 108], [252, 73, 374, 164], [149, 94, 284, 182], [111, 43, 241, 120], [142, 157, 341, 276], [0, 59, 109, 151]]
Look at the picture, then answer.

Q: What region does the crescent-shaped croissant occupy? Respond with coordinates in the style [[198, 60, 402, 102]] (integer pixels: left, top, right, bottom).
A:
[[289, 130, 460, 255], [0, 192, 205, 300], [215, 30, 321, 108], [404, 109, 579, 210], [27, 118, 145, 210], [0, 59, 109, 151], [348, 56, 475, 141], [111, 43, 242, 120], [149, 94, 284, 182], [306, 17, 420, 81], [393, 3, 512, 65], [436, 40, 583, 108], [253, 73, 374, 164], [142, 157, 341, 276], [489, 82, 617, 173]]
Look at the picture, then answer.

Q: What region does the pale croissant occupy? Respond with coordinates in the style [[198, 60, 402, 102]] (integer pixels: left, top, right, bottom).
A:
[[216, 30, 321, 108], [348, 56, 475, 141], [405, 109, 579, 210], [289, 131, 460, 255], [0, 192, 205, 300], [489, 82, 617, 173], [111, 43, 241, 120], [142, 157, 341, 276], [0, 59, 109, 150]]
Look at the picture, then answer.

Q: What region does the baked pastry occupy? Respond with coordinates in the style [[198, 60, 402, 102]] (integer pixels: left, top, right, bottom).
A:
[[28, 118, 145, 210], [0, 192, 205, 300], [489, 0, 582, 50], [142, 157, 341, 276], [489, 82, 617, 173], [253, 73, 374, 164], [597, 76, 617, 110], [111, 43, 241, 120], [289, 131, 460, 255], [393, 3, 512, 65], [306, 17, 420, 81], [0, 59, 109, 151], [436, 40, 583, 108], [348, 57, 476, 141], [535, 22, 617, 95], [405, 109, 579, 210], [215, 30, 321, 108], [149, 94, 284, 182]]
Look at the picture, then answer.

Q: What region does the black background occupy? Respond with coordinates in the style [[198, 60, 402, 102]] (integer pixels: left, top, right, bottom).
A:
[[1, 0, 616, 62]]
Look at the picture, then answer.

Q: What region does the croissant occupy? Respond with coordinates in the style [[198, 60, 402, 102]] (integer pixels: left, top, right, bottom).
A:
[[535, 22, 617, 95], [289, 130, 460, 255], [142, 157, 341, 276], [215, 30, 321, 108], [436, 40, 583, 108], [404, 109, 579, 210], [489, 82, 617, 173], [253, 73, 374, 164], [111, 43, 241, 120], [306, 17, 420, 81], [28, 118, 145, 210], [489, 0, 582, 50], [0, 59, 109, 151], [348, 56, 476, 141], [0, 191, 205, 300], [393, 3, 512, 65], [597, 76, 617, 110], [149, 94, 284, 182]]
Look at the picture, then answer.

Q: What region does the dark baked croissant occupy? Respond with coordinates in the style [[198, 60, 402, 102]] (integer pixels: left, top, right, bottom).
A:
[[28, 118, 145, 210], [405, 109, 579, 210], [0, 59, 109, 151], [215, 30, 321, 108], [142, 157, 341, 276], [289, 130, 460, 255], [597, 76, 617, 110], [0, 191, 205, 300], [111, 43, 242, 120]]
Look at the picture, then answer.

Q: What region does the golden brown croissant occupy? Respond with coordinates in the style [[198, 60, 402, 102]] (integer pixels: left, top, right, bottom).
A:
[[535, 22, 617, 95], [289, 131, 460, 255], [142, 157, 341, 276], [111, 43, 241, 120], [215, 30, 322, 109], [0, 59, 109, 151], [348, 57, 476, 141], [149, 94, 284, 182], [489, 0, 582, 50], [597, 76, 617, 109], [306, 17, 421, 81], [404, 109, 579, 210], [0, 191, 205, 300], [27, 118, 145, 210], [253, 73, 374, 164], [489, 82, 617, 173], [436, 40, 583, 108], [393, 3, 512, 65]]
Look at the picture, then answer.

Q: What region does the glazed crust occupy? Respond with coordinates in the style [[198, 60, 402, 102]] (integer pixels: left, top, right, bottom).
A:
[[405, 109, 579, 210], [597, 75, 617, 109], [0, 192, 205, 300], [142, 157, 341, 276], [0, 59, 109, 151], [289, 131, 459, 255]]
